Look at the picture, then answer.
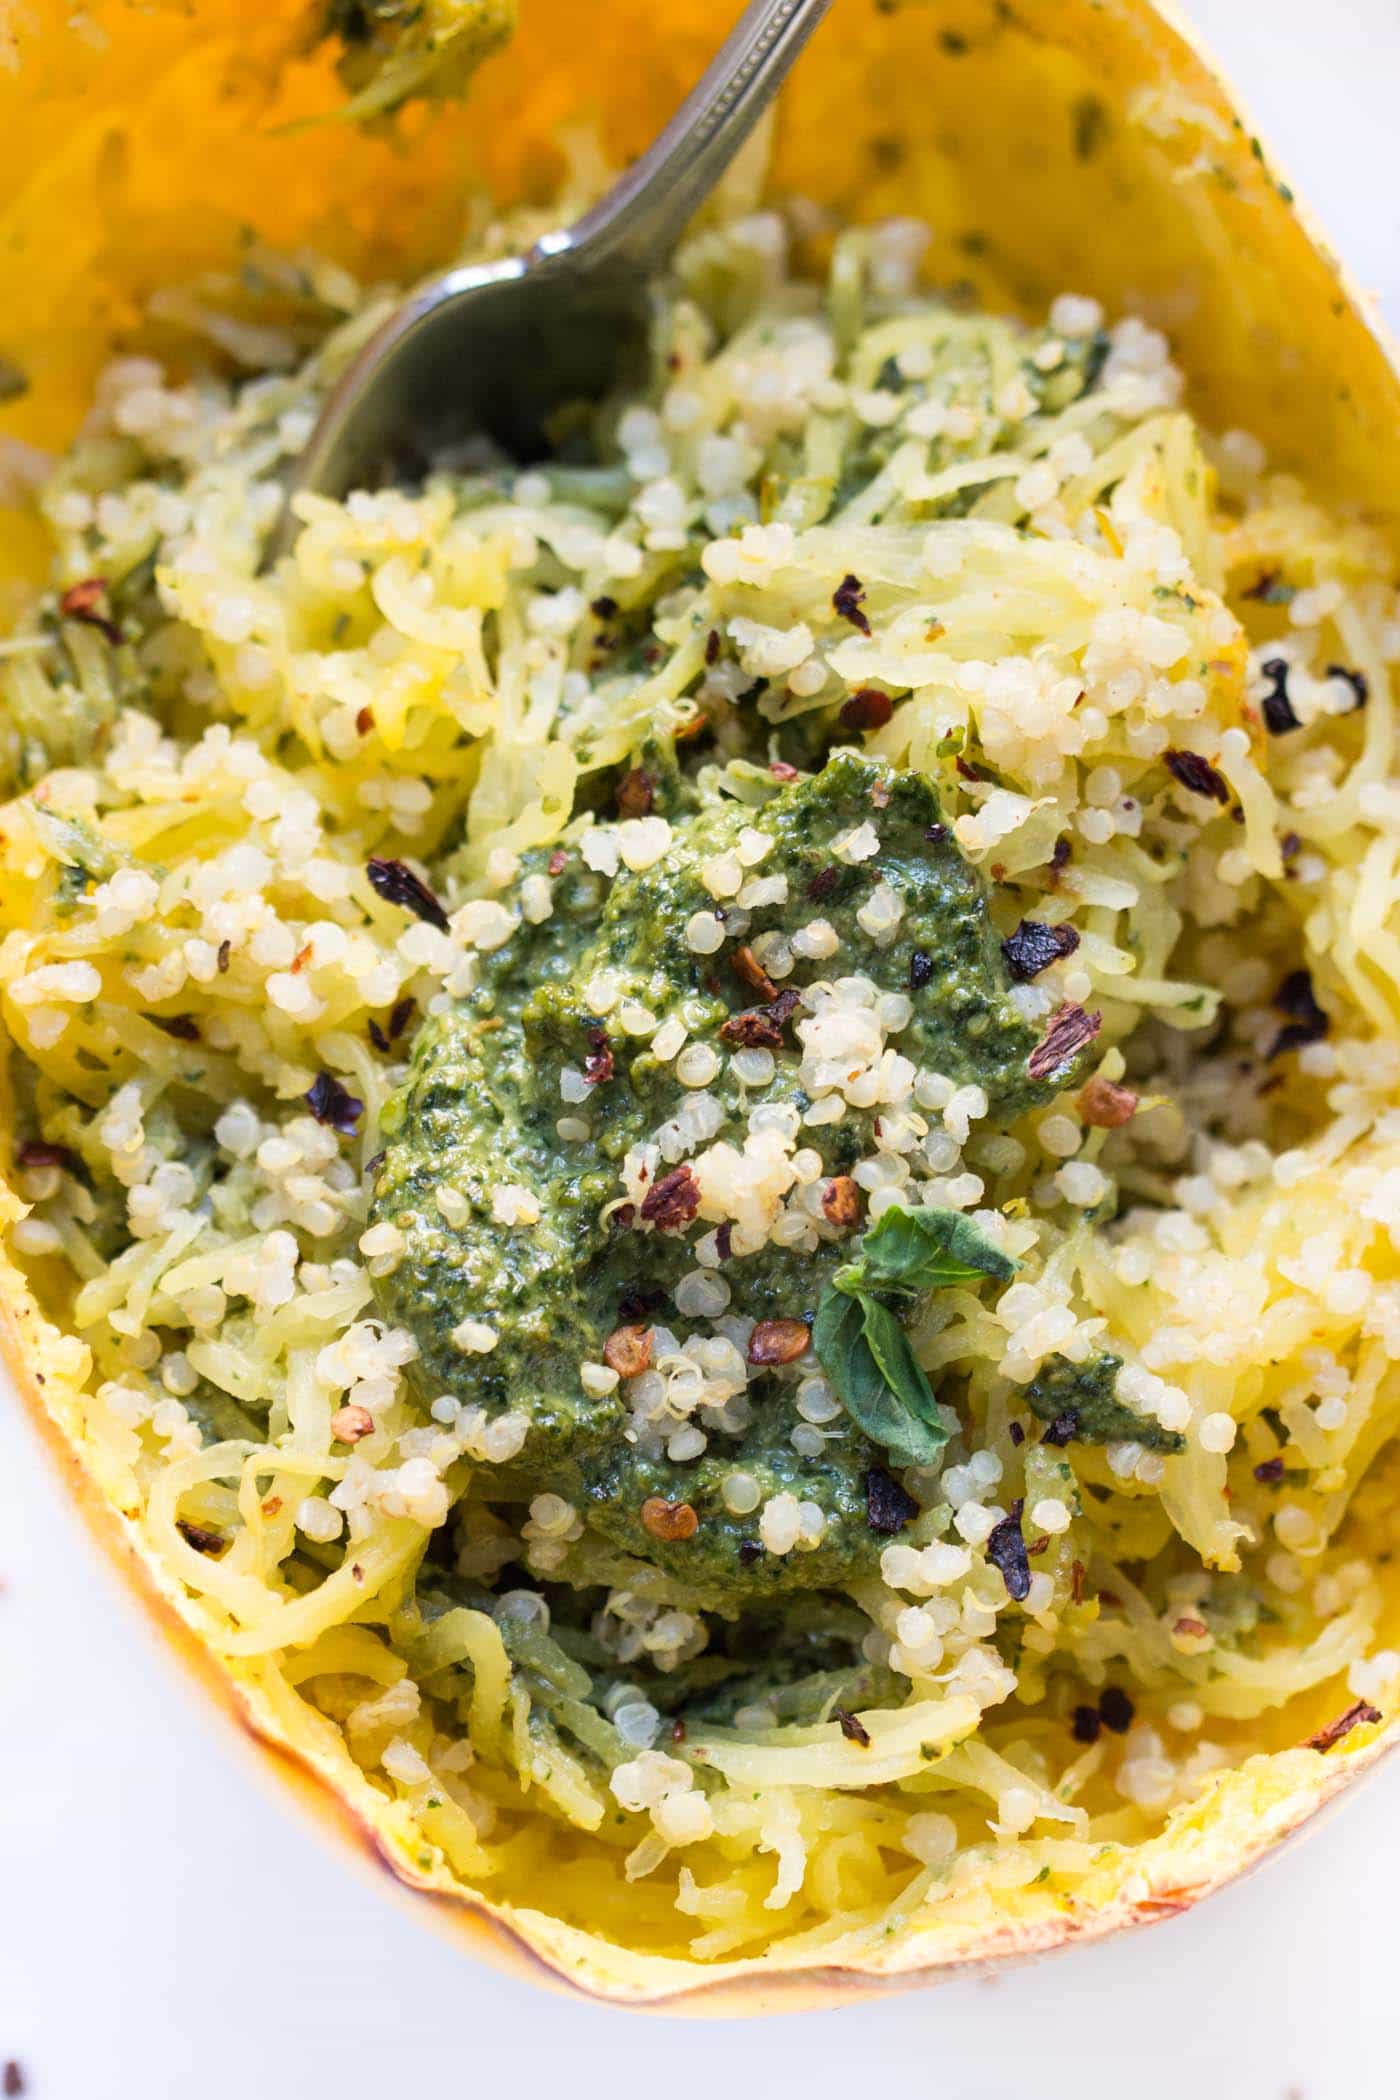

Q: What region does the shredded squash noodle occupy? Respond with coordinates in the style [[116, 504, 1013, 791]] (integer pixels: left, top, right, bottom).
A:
[[4, 201, 1400, 1965]]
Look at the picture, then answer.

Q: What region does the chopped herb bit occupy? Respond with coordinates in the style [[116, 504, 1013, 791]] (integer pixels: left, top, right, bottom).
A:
[[1026, 1353, 1185, 1452], [832, 572, 871, 635], [365, 855, 450, 932], [986, 1499, 1030, 1601], [1164, 748, 1231, 804], [305, 1070, 364, 1134], [1002, 918, 1081, 982]]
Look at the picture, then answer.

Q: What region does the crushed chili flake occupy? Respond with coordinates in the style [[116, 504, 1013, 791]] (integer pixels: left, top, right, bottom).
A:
[[356, 705, 375, 736], [639, 1164, 700, 1231], [909, 948, 934, 991], [1070, 1558, 1086, 1604], [839, 686, 894, 733], [671, 1718, 687, 1743], [1008, 1421, 1026, 1448], [365, 855, 450, 932], [582, 1028, 615, 1085], [368, 1018, 390, 1053], [1042, 1410, 1080, 1446], [1002, 918, 1081, 983], [1327, 663, 1368, 709], [731, 944, 779, 1000], [641, 1496, 699, 1543], [1050, 836, 1072, 878], [1078, 1074, 1138, 1128], [985, 1498, 1030, 1601], [388, 997, 415, 1040], [547, 848, 569, 876], [305, 1071, 363, 1134], [1253, 1456, 1285, 1484], [704, 627, 721, 665], [3, 2063, 25, 2097], [807, 865, 841, 901], [59, 575, 122, 644], [832, 572, 871, 635], [715, 1222, 734, 1263], [1269, 968, 1328, 1058], [1173, 1616, 1208, 1639], [719, 987, 800, 1049], [603, 1324, 653, 1379], [769, 759, 799, 782], [1260, 658, 1300, 735], [216, 938, 232, 973], [1070, 1703, 1101, 1745], [149, 1012, 200, 1041], [617, 1281, 665, 1323], [1098, 1686, 1134, 1734], [865, 1464, 918, 1534], [16, 1139, 76, 1172], [1028, 1002, 1102, 1082], [1280, 830, 1302, 863], [747, 1318, 811, 1366], [351, 1562, 365, 1584], [821, 1175, 861, 1229], [1305, 1698, 1381, 1752], [330, 1403, 375, 1443], [177, 1519, 226, 1556], [1164, 748, 1231, 804], [261, 1494, 283, 1517], [834, 1707, 872, 1747], [615, 767, 655, 818], [954, 754, 989, 784]]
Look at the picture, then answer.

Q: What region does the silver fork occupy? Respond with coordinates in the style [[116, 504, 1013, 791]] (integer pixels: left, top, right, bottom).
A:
[[283, 0, 834, 529]]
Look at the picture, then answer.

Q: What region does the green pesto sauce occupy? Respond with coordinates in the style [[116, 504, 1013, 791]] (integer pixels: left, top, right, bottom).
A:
[[373, 752, 1071, 1601]]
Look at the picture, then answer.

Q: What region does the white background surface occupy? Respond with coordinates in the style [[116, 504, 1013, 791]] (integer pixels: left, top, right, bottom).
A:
[[4, 3, 1400, 2093]]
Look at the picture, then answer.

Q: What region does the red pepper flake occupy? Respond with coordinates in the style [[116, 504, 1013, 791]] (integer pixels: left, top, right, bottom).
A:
[[547, 848, 569, 876], [16, 1139, 76, 1172], [368, 1018, 390, 1053], [1042, 1410, 1080, 1446], [1305, 1698, 1381, 1752], [1070, 1703, 1101, 1745], [731, 944, 779, 1000], [719, 987, 800, 1049], [216, 938, 232, 973], [582, 1028, 614, 1085], [834, 1707, 871, 1746], [177, 1519, 226, 1556], [149, 1012, 200, 1041], [366, 855, 450, 933], [3, 2062, 26, 2097], [305, 1070, 364, 1134], [639, 1164, 700, 1231], [671, 1718, 687, 1743], [865, 1464, 918, 1534], [290, 942, 313, 975], [261, 1494, 283, 1517], [389, 997, 415, 1040], [1002, 918, 1081, 983], [985, 1498, 1030, 1601], [1028, 1001, 1102, 1082], [832, 572, 871, 635], [1173, 1616, 1208, 1640], [59, 575, 122, 645], [615, 767, 654, 818], [821, 1175, 861, 1229], [1070, 1558, 1086, 1604], [603, 1324, 652, 1378], [807, 865, 841, 901], [715, 1222, 734, 1263], [1098, 1686, 1135, 1734], [1078, 1074, 1139, 1128], [331, 1403, 375, 1443], [1269, 968, 1328, 1058], [870, 777, 892, 809], [769, 759, 799, 782], [704, 627, 721, 666], [1253, 1455, 1285, 1484], [955, 754, 990, 784], [1164, 748, 1231, 805], [1049, 836, 1072, 882], [356, 705, 375, 736], [351, 1562, 365, 1584], [747, 1318, 811, 1366], [839, 686, 894, 733], [641, 1496, 698, 1543]]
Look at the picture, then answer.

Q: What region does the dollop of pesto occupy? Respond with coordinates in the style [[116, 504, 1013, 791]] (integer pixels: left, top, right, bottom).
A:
[[372, 752, 1078, 1600]]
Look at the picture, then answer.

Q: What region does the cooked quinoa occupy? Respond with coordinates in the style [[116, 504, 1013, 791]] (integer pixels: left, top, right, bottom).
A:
[[3, 203, 1399, 1960]]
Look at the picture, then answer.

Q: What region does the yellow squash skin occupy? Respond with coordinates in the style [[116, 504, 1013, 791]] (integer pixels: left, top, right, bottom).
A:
[[0, 0, 1397, 2010]]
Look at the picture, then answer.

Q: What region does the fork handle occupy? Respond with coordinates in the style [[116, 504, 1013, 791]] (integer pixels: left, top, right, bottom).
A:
[[538, 0, 835, 278]]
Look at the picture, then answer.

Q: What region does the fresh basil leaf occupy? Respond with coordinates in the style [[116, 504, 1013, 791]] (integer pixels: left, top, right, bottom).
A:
[[855, 1203, 1016, 1294], [812, 1285, 948, 1467]]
